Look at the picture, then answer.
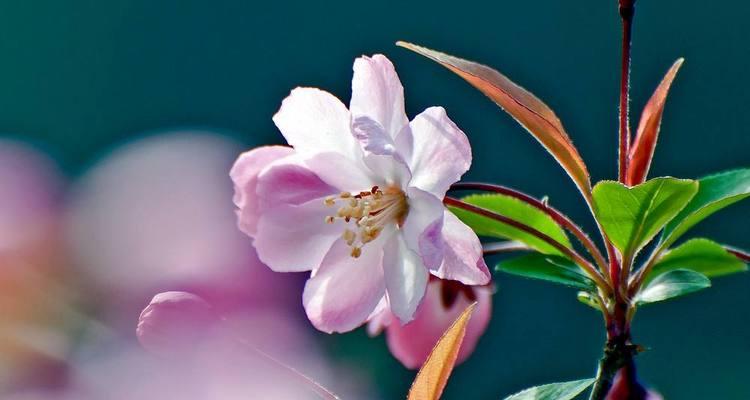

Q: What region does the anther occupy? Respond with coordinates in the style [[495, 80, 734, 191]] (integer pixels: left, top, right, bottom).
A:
[[351, 247, 362, 258]]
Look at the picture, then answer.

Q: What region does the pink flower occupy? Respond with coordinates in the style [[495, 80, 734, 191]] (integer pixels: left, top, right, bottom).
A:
[[231, 54, 489, 333], [367, 278, 492, 369]]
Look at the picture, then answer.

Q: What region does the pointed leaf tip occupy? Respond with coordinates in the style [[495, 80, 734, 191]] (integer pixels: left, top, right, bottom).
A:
[[398, 41, 592, 201], [502, 378, 595, 400], [636, 269, 711, 305], [626, 58, 685, 186], [592, 177, 698, 258], [407, 302, 476, 400]]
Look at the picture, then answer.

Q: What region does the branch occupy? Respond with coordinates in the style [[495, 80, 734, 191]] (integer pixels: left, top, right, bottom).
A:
[[618, 0, 635, 183], [726, 246, 750, 262], [450, 182, 609, 273], [483, 241, 532, 255], [445, 196, 611, 292]]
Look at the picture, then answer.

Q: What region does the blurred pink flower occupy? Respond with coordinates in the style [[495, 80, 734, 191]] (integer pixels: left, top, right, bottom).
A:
[[0, 140, 71, 391], [65, 132, 303, 327], [367, 278, 492, 369], [231, 54, 489, 333], [0, 139, 62, 253]]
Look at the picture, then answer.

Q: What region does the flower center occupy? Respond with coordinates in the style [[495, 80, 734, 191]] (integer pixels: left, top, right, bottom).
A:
[[324, 185, 408, 258]]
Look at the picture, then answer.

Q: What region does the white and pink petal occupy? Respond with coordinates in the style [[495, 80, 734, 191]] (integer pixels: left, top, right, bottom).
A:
[[230, 145, 294, 237], [431, 210, 491, 286], [383, 233, 429, 324], [350, 55, 409, 140], [272, 87, 359, 160], [302, 238, 387, 333], [401, 187, 446, 269], [254, 198, 342, 273], [407, 107, 472, 198]]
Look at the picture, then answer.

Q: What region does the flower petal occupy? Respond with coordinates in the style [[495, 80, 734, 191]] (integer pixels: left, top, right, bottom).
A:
[[351, 116, 413, 187], [432, 210, 490, 285], [383, 233, 429, 324], [230, 146, 294, 237], [254, 197, 341, 272], [402, 187, 446, 269], [302, 151, 377, 192], [272, 87, 359, 159], [302, 238, 387, 333], [350, 54, 409, 140], [385, 280, 492, 369], [407, 107, 472, 198], [255, 155, 336, 208], [366, 296, 391, 336]]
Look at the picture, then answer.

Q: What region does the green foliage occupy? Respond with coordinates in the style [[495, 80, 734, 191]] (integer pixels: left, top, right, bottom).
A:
[[592, 178, 698, 258], [496, 254, 596, 290], [648, 239, 747, 283], [635, 269, 711, 305], [502, 378, 595, 400], [576, 291, 601, 310], [449, 194, 571, 256], [661, 169, 750, 247]]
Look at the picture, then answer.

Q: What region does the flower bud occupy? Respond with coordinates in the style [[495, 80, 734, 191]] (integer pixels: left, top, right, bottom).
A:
[[136, 291, 222, 356]]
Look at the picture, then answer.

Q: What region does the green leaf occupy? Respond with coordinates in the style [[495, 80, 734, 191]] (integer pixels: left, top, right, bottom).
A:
[[576, 291, 601, 310], [496, 254, 595, 290], [592, 178, 698, 258], [662, 169, 750, 247], [397, 41, 593, 202], [449, 194, 571, 256], [502, 378, 595, 400], [648, 238, 747, 283], [635, 269, 711, 305]]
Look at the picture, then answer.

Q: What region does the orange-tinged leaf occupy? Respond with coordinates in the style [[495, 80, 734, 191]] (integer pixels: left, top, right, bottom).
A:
[[407, 302, 476, 400], [397, 41, 592, 200], [626, 58, 684, 186]]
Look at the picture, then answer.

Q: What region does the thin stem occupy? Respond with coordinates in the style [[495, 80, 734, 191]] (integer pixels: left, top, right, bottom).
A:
[[726, 246, 750, 262], [449, 182, 610, 274], [618, 0, 635, 183], [483, 241, 531, 255], [628, 242, 665, 296], [445, 196, 611, 292]]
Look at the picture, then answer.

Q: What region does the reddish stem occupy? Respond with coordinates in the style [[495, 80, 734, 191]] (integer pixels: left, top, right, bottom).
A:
[[449, 182, 609, 272], [727, 246, 750, 262], [444, 196, 610, 292], [618, 0, 635, 183]]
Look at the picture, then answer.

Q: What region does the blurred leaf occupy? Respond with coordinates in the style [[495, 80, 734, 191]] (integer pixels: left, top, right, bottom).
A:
[[592, 178, 698, 258], [397, 41, 592, 200], [496, 254, 596, 290], [408, 303, 476, 400], [449, 194, 571, 256], [502, 378, 595, 400], [662, 169, 750, 248], [577, 291, 601, 310], [635, 269, 711, 305], [648, 238, 747, 283], [626, 58, 684, 186]]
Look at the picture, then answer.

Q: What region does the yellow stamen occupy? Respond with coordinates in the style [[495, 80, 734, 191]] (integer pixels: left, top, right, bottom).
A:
[[324, 185, 408, 258]]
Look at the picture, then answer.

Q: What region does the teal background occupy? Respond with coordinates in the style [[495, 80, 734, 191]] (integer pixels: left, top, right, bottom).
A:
[[1, 0, 748, 398]]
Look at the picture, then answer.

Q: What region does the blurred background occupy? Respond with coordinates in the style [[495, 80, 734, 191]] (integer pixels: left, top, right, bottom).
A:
[[0, 0, 748, 398]]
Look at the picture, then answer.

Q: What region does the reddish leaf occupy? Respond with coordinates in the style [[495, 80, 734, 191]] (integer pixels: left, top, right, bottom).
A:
[[397, 41, 592, 200], [626, 58, 684, 186], [407, 302, 476, 400]]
